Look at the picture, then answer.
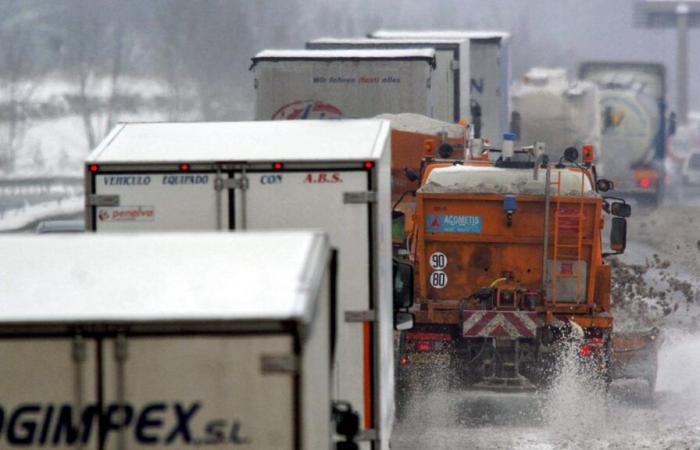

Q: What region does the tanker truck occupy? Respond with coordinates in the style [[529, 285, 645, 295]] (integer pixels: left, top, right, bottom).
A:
[[511, 67, 601, 164], [393, 139, 657, 404], [579, 62, 668, 206]]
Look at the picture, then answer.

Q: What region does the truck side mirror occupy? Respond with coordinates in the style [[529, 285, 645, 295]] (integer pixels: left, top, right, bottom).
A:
[[393, 259, 414, 310], [610, 202, 631, 218], [610, 217, 627, 253], [404, 168, 419, 182], [394, 311, 415, 331], [392, 211, 406, 242]]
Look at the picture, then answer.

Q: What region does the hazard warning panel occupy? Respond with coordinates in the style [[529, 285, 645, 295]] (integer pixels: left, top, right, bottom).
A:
[[462, 311, 542, 338]]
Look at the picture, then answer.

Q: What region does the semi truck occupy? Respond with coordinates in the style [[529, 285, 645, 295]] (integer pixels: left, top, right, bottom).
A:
[[0, 231, 336, 450], [306, 37, 470, 123], [392, 141, 656, 401], [579, 61, 668, 205], [511, 67, 601, 164], [369, 30, 511, 143], [252, 49, 437, 121], [85, 119, 409, 450]]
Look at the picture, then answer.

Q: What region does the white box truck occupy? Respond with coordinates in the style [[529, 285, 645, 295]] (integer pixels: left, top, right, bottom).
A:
[[251, 49, 437, 121], [85, 119, 402, 449], [0, 232, 332, 450], [369, 30, 511, 143], [306, 37, 469, 123]]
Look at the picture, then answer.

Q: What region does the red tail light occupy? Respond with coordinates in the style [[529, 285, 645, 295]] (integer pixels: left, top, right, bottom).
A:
[[363, 161, 374, 170], [273, 162, 284, 170], [416, 341, 432, 352], [89, 164, 99, 173], [400, 355, 408, 366], [579, 344, 592, 358], [639, 178, 651, 188], [180, 163, 190, 172]]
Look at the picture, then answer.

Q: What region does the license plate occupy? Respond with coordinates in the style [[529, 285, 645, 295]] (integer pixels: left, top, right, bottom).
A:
[[411, 353, 451, 366]]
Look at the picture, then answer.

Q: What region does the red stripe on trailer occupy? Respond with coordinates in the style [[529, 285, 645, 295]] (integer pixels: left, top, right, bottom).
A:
[[463, 311, 542, 338], [489, 324, 510, 338], [502, 312, 537, 338], [465, 311, 497, 336]]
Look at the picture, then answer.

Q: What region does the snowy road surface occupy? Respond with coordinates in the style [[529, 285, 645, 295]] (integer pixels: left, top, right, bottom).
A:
[[391, 333, 700, 450]]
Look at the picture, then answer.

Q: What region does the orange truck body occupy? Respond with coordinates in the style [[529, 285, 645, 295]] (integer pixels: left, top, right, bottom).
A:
[[396, 157, 635, 391], [390, 128, 465, 236], [414, 181, 611, 329]]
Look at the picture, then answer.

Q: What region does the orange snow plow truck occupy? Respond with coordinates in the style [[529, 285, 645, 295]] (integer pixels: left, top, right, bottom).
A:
[[394, 138, 658, 394]]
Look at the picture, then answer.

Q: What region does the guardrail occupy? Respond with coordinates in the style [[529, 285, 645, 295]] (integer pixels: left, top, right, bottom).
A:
[[0, 176, 83, 214]]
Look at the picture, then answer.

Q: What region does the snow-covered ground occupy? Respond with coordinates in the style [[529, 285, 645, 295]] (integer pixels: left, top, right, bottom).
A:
[[0, 76, 186, 231], [0, 195, 83, 232]]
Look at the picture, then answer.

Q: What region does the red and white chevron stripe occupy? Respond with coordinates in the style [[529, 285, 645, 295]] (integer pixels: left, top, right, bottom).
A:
[[462, 311, 542, 338]]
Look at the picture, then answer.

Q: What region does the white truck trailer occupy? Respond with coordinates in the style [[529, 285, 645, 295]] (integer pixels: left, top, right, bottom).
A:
[[85, 119, 402, 449], [0, 232, 332, 450], [251, 49, 437, 121], [369, 30, 511, 143], [306, 37, 469, 123]]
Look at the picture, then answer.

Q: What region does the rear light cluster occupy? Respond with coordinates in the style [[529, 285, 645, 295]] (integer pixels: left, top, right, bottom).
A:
[[579, 337, 605, 358], [405, 332, 452, 353], [490, 289, 542, 310]]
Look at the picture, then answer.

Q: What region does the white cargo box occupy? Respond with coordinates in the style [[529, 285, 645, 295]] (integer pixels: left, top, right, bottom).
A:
[[251, 49, 437, 121], [0, 232, 331, 450], [306, 37, 469, 123], [86, 120, 394, 449], [370, 30, 511, 142]]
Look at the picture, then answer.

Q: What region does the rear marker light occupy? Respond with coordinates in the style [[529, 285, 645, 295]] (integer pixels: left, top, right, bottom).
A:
[[180, 163, 190, 172], [89, 164, 99, 173], [273, 162, 284, 170], [400, 355, 408, 366], [640, 178, 651, 188], [416, 341, 431, 352], [363, 161, 374, 170], [579, 344, 592, 358]]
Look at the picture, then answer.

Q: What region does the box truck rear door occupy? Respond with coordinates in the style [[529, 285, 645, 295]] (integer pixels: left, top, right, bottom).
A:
[[239, 169, 374, 430], [101, 335, 297, 450], [0, 337, 98, 449], [90, 171, 230, 231]]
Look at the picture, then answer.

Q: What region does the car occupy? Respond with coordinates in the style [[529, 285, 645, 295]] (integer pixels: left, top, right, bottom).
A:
[[682, 151, 700, 186], [35, 219, 85, 234]]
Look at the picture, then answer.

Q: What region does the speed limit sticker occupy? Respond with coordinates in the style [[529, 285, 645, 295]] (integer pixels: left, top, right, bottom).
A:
[[430, 252, 447, 270], [430, 271, 448, 289]]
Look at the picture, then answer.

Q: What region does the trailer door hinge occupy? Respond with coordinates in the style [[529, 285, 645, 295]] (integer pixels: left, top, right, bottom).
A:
[[356, 429, 378, 441], [87, 194, 120, 207], [450, 60, 460, 71], [344, 310, 376, 323], [261, 354, 298, 374], [343, 191, 377, 204], [216, 177, 249, 191]]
